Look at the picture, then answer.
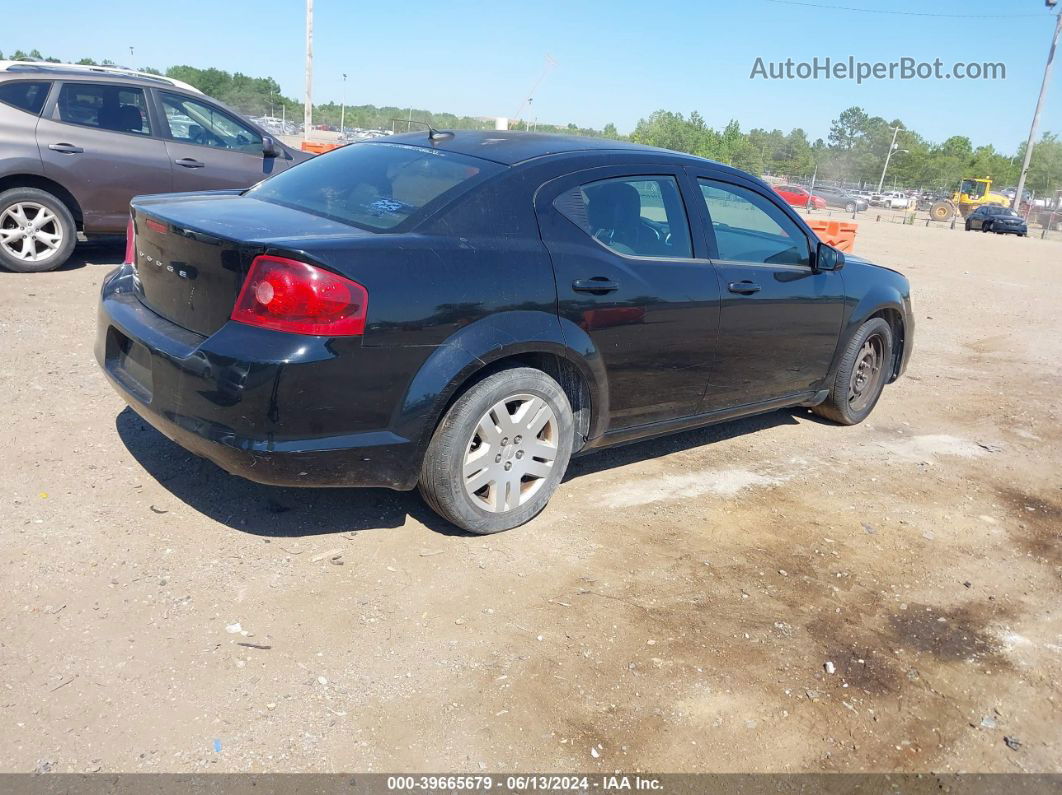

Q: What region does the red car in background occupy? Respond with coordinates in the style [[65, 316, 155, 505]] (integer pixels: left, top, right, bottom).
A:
[[774, 184, 826, 210]]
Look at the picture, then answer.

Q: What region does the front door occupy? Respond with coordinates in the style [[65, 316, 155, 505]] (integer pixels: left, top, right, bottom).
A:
[[157, 90, 283, 191], [38, 81, 172, 233], [536, 168, 721, 431], [689, 174, 845, 410]]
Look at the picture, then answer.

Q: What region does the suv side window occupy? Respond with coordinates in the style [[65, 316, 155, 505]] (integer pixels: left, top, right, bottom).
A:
[[0, 81, 51, 115], [160, 92, 262, 153], [698, 179, 810, 267], [56, 83, 152, 135], [554, 175, 692, 258]]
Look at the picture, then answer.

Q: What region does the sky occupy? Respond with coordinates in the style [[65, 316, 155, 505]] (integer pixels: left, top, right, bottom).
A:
[[7, 0, 1062, 152]]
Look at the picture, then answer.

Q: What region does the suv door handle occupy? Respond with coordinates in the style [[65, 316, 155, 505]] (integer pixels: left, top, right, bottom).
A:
[[572, 277, 619, 294], [175, 158, 205, 168], [48, 143, 84, 154], [728, 281, 761, 295]]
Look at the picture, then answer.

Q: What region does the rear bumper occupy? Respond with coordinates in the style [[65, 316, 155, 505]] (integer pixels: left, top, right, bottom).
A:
[[95, 265, 420, 490]]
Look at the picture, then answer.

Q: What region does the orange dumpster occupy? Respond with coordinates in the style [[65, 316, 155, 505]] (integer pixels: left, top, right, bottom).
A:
[[807, 219, 858, 252], [300, 140, 344, 154]]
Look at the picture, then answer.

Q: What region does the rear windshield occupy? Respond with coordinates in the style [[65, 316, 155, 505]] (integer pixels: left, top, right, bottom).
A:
[[0, 81, 51, 115], [247, 142, 503, 231]]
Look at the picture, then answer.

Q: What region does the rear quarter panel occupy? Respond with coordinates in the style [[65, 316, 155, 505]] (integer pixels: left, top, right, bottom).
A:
[[0, 102, 45, 176]]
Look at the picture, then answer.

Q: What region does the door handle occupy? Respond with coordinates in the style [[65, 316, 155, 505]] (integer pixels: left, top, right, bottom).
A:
[[728, 281, 761, 295], [48, 143, 84, 154], [175, 158, 205, 168], [572, 277, 619, 294]]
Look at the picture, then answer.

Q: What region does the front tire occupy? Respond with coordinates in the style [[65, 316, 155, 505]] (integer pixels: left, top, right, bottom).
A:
[[0, 188, 77, 273], [419, 367, 575, 534], [845, 202, 856, 213], [812, 318, 893, 426]]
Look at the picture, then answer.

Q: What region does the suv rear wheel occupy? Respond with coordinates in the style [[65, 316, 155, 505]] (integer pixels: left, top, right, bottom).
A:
[[0, 188, 77, 273], [419, 367, 575, 533]]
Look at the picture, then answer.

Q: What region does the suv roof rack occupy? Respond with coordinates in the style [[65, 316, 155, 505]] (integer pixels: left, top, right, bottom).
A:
[[0, 61, 202, 94]]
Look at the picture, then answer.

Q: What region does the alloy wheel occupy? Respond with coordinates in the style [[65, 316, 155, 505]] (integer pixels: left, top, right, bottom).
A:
[[0, 202, 63, 263], [462, 393, 558, 513]]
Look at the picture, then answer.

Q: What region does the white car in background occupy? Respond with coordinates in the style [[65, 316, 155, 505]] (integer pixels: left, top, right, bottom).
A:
[[880, 191, 913, 209]]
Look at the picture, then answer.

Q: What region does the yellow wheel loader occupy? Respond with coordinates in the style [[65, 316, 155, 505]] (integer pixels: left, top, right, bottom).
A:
[[929, 178, 1010, 221]]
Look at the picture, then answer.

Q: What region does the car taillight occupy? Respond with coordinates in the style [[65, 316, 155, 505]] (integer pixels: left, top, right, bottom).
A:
[[230, 255, 368, 336], [124, 217, 135, 265]]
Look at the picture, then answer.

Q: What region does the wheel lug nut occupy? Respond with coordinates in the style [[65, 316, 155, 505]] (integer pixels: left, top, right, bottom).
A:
[[495, 454, 502, 463], [514, 435, 522, 443], [501, 437, 509, 445], [515, 451, 523, 459], [504, 462, 512, 471]]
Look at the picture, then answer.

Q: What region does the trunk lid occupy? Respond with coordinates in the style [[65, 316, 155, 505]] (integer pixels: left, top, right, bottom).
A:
[[130, 193, 371, 337]]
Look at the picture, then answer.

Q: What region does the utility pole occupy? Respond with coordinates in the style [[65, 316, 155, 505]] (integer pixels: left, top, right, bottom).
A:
[[1013, 3, 1061, 210], [304, 0, 313, 142], [877, 125, 904, 193], [340, 73, 347, 134]]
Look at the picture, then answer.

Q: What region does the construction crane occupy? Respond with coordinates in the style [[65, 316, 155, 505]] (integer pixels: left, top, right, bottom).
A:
[[510, 54, 556, 130]]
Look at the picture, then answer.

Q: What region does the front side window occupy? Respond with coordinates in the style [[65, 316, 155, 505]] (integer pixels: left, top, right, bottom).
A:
[[0, 81, 51, 115], [554, 175, 692, 258], [160, 92, 261, 153], [247, 142, 502, 232], [56, 83, 151, 135], [698, 179, 810, 267]]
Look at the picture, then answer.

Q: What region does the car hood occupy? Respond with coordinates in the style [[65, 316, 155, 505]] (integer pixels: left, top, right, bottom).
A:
[[842, 252, 905, 278]]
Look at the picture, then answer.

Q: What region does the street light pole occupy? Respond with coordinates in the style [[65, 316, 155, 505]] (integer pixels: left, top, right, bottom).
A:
[[1013, 6, 1061, 211], [340, 73, 347, 134], [304, 0, 313, 142], [877, 125, 903, 193]]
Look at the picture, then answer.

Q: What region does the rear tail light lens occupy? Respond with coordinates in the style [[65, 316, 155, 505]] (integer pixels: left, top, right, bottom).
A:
[[230, 255, 368, 336], [124, 217, 135, 265]]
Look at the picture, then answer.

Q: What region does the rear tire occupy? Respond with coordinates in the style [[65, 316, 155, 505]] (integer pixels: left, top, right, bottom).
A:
[[845, 202, 856, 213], [0, 188, 77, 273], [812, 318, 893, 426], [419, 367, 575, 534]]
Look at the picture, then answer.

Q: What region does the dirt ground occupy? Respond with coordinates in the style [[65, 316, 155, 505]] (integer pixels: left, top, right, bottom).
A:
[[0, 217, 1059, 775]]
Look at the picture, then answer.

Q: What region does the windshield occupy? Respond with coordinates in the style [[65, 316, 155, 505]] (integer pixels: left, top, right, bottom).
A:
[[248, 142, 503, 231]]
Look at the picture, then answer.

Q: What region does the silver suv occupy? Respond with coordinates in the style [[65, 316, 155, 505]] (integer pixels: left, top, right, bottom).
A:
[[0, 61, 309, 272]]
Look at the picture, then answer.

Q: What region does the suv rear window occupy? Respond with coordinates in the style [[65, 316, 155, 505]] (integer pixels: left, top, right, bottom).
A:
[[56, 83, 152, 135], [247, 142, 503, 231], [0, 81, 51, 115]]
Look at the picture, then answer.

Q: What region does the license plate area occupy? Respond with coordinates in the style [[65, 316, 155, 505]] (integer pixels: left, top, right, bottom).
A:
[[106, 327, 154, 403]]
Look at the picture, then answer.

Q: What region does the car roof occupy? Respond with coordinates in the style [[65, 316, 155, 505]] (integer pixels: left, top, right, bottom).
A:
[[380, 129, 718, 167], [0, 60, 202, 93]]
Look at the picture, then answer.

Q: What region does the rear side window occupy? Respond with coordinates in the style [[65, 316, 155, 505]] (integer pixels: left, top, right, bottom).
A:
[[0, 81, 51, 115], [248, 142, 503, 232], [56, 83, 152, 135], [554, 175, 692, 258]]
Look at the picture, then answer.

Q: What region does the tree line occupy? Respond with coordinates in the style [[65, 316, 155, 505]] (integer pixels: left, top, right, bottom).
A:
[[4, 49, 1060, 196]]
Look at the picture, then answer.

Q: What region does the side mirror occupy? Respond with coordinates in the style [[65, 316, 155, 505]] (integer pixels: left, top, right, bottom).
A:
[[815, 242, 845, 271], [262, 136, 279, 158]]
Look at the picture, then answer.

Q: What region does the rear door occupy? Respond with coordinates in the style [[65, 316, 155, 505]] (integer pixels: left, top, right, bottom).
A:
[[687, 172, 845, 409], [157, 91, 285, 191], [535, 166, 720, 430], [37, 81, 172, 232]]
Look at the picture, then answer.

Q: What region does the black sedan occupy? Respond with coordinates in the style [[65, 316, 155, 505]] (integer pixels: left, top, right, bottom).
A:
[[96, 131, 913, 533], [812, 185, 868, 213], [965, 204, 1028, 235]]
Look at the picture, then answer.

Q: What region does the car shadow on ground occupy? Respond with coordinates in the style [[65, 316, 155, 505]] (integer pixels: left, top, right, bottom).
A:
[[563, 409, 803, 480], [116, 406, 809, 538], [62, 239, 126, 271]]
